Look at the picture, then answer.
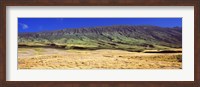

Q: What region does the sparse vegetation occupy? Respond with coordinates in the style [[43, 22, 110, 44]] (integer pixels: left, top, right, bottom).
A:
[[18, 25, 182, 69], [18, 48, 182, 69]]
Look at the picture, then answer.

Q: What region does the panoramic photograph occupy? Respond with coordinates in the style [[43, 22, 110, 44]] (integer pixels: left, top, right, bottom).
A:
[[18, 18, 182, 69]]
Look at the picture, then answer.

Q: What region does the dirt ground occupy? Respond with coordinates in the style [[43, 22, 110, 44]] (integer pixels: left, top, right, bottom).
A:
[[18, 48, 182, 69]]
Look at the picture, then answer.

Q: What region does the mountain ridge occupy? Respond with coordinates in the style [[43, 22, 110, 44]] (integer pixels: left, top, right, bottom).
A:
[[18, 25, 182, 52]]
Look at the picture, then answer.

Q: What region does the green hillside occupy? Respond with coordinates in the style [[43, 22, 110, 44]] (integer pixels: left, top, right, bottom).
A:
[[18, 25, 182, 52]]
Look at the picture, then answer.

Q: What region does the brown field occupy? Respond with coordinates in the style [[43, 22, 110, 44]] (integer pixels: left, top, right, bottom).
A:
[[18, 47, 182, 69]]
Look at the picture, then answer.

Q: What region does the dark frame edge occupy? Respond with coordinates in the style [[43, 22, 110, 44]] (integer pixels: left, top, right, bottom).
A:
[[195, 0, 200, 87], [0, 0, 6, 87], [3, 0, 200, 6], [0, 0, 200, 87]]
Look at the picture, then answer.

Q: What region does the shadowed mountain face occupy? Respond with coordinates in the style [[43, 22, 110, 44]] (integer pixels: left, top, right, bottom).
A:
[[18, 25, 182, 51]]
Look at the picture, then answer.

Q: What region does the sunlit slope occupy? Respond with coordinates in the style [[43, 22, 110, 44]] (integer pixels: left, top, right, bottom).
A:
[[18, 25, 182, 51]]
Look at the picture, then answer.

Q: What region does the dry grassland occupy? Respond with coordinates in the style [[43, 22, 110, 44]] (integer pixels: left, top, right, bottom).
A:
[[18, 48, 182, 69]]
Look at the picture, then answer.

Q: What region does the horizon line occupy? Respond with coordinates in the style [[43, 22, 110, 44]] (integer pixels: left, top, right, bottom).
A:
[[18, 24, 182, 33]]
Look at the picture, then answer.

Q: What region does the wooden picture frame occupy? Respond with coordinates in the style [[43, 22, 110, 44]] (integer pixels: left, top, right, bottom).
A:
[[0, 0, 199, 87]]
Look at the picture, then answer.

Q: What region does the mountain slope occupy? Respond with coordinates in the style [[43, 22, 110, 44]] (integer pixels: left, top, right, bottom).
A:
[[18, 25, 182, 51]]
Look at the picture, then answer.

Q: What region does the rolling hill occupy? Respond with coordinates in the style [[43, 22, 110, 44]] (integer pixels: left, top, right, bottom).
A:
[[18, 25, 182, 52]]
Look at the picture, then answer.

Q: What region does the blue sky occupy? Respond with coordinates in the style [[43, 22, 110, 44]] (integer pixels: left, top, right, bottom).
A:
[[18, 18, 182, 33]]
